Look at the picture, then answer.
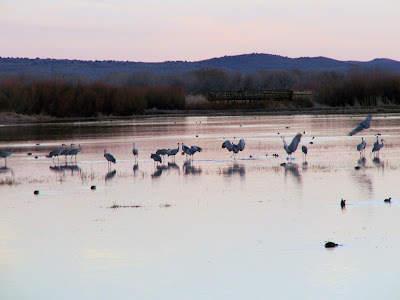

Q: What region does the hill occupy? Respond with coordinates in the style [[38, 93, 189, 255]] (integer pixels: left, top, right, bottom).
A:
[[1, 53, 400, 79]]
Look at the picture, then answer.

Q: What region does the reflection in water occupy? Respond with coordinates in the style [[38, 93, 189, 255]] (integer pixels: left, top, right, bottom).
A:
[[0, 166, 13, 176], [133, 162, 139, 176], [282, 163, 302, 185], [223, 163, 246, 177], [372, 157, 385, 172], [183, 160, 202, 176], [357, 157, 366, 168], [105, 169, 117, 181], [49, 165, 65, 175], [60, 163, 82, 175], [372, 157, 381, 164], [167, 162, 179, 171], [352, 170, 373, 194], [301, 161, 308, 171], [151, 163, 181, 178], [50, 163, 82, 176], [151, 166, 164, 178]]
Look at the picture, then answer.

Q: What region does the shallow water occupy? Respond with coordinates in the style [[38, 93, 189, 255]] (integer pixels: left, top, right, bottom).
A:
[[1, 114, 400, 299]]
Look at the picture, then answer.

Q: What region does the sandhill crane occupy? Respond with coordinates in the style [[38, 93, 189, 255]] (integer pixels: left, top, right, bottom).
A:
[[181, 143, 202, 160], [167, 143, 180, 162], [60, 144, 74, 161], [372, 136, 384, 157], [104, 149, 116, 167], [0, 148, 13, 166], [150, 153, 162, 166], [222, 139, 245, 158], [283, 133, 302, 160], [132, 143, 138, 160], [156, 148, 168, 158], [349, 115, 372, 136], [301, 145, 308, 162], [46, 144, 65, 162], [356, 138, 366, 157], [69, 144, 82, 162]]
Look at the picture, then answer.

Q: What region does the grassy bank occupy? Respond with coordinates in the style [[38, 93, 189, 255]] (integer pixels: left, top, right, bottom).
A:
[[2, 104, 400, 125]]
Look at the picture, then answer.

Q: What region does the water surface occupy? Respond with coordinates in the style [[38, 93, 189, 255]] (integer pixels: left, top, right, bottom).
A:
[[1, 114, 400, 299]]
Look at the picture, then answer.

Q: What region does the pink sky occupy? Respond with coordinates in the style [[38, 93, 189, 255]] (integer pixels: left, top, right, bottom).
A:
[[1, 0, 400, 62]]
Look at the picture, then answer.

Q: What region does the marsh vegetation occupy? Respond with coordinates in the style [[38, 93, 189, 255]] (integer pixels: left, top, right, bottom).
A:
[[1, 68, 400, 118]]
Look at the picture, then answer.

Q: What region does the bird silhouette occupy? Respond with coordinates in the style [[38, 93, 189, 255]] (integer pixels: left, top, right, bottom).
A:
[[356, 137, 366, 157], [104, 149, 116, 168], [60, 144, 74, 162], [222, 139, 245, 158], [349, 115, 372, 136], [0, 148, 13, 166], [132, 143, 138, 160], [167, 143, 180, 162], [301, 145, 308, 162], [151, 153, 162, 166], [384, 197, 391, 203], [340, 199, 346, 209], [372, 136, 384, 157], [69, 144, 82, 162], [156, 148, 169, 157], [283, 133, 302, 160], [46, 144, 65, 162], [182, 144, 202, 160]]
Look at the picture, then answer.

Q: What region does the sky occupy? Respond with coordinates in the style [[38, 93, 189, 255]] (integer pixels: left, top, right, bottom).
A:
[[1, 0, 399, 62]]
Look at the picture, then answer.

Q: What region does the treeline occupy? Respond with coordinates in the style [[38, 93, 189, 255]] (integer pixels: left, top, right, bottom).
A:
[[0, 67, 400, 117], [313, 70, 400, 106], [0, 78, 185, 117], [101, 67, 400, 106]]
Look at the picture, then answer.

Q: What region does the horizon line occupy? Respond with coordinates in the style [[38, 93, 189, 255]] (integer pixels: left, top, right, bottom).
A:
[[0, 53, 397, 64]]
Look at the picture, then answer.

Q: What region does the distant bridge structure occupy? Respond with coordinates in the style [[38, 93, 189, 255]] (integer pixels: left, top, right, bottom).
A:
[[206, 89, 294, 105]]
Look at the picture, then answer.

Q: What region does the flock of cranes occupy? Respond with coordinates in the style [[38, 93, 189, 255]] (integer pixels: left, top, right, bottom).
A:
[[0, 114, 387, 168], [45, 143, 82, 162], [150, 143, 202, 166], [98, 114, 383, 168]]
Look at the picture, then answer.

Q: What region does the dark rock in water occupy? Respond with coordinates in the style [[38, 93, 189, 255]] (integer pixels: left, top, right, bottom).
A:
[[355, 166, 360, 170], [280, 163, 287, 167], [309, 142, 314, 144], [28, 152, 32, 156], [36, 143, 40, 146], [325, 241, 338, 248], [35, 156, 38, 159], [91, 185, 97, 190], [34, 190, 40, 195], [196, 135, 198, 137]]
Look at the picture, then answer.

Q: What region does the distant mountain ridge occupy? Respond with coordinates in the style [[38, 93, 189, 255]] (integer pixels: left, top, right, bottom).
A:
[[1, 53, 400, 79]]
